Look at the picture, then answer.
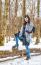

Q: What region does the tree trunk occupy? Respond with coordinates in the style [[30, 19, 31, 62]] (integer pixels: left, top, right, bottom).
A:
[[3, 0, 10, 42], [12, 0, 18, 34], [35, 0, 40, 44], [0, 0, 4, 45], [37, 0, 40, 17], [0, 0, 2, 35], [22, 0, 26, 24], [22, 0, 26, 17]]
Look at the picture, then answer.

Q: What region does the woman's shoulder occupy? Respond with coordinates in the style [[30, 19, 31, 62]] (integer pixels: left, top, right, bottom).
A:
[[30, 21, 34, 26]]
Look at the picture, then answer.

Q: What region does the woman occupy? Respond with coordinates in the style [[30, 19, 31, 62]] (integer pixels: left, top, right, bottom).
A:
[[19, 15, 35, 60], [15, 15, 35, 60]]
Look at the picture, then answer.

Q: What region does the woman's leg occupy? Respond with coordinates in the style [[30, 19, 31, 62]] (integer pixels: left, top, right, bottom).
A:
[[25, 45, 30, 59], [15, 35, 19, 48]]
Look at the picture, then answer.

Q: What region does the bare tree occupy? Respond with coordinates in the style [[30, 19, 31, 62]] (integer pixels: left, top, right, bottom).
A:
[[12, 0, 18, 35], [0, 0, 2, 35], [37, 0, 40, 17], [2, 0, 9, 37], [22, 0, 26, 24], [35, 0, 40, 44], [2, 0, 10, 42], [0, 0, 4, 45], [22, 0, 26, 17]]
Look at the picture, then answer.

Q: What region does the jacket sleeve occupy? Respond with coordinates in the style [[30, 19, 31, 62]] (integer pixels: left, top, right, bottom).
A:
[[32, 26, 35, 33], [19, 26, 23, 37]]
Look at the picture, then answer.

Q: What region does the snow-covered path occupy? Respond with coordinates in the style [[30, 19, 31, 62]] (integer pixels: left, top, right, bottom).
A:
[[0, 54, 41, 65]]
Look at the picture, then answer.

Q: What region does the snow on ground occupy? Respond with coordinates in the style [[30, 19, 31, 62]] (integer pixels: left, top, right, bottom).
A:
[[0, 54, 41, 65], [0, 37, 41, 65], [0, 37, 41, 51]]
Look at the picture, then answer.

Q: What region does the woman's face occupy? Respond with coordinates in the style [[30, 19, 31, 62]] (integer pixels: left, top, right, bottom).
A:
[[24, 17, 28, 23]]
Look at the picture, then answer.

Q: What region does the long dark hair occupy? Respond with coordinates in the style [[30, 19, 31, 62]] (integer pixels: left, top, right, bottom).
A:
[[23, 15, 30, 25]]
